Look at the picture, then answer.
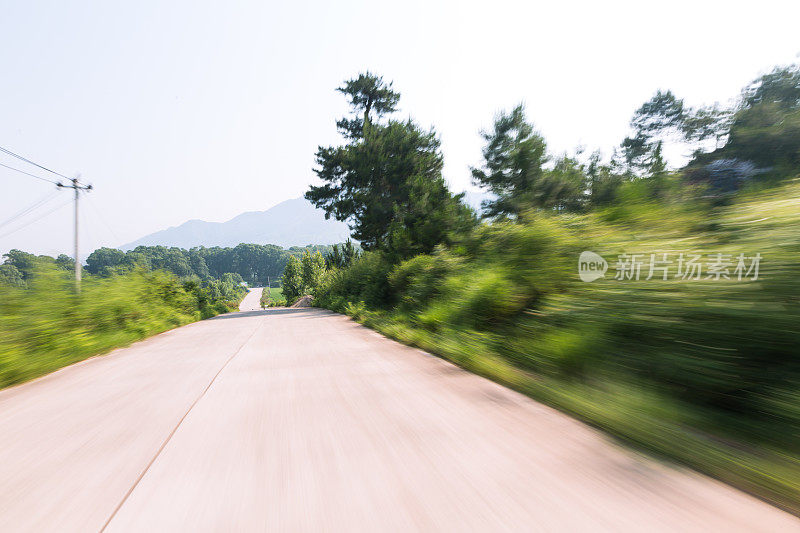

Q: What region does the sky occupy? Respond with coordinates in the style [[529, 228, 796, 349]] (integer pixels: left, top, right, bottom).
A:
[[1, 0, 799, 257]]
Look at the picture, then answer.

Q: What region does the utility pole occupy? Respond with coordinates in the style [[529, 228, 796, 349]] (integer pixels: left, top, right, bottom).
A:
[[57, 177, 92, 290]]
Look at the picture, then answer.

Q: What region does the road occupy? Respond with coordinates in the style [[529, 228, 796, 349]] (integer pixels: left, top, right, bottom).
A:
[[0, 288, 797, 532]]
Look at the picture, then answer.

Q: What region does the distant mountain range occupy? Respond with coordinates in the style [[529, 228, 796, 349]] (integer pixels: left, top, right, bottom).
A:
[[121, 192, 492, 251], [121, 197, 350, 250]]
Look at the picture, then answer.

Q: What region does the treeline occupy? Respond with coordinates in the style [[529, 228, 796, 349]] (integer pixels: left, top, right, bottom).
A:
[[295, 68, 800, 511], [84, 243, 335, 286], [281, 240, 359, 303]]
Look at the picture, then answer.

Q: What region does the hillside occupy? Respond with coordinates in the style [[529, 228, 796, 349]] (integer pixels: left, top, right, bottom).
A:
[[121, 197, 351, 250]]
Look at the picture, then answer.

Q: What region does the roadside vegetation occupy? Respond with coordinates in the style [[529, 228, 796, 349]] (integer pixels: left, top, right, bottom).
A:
[[295, 68, 800, 512], [260, 285, 286, 307], [280, 241, 359, 304], [0, 252, 248, 390], [83, 242, 335, 287]]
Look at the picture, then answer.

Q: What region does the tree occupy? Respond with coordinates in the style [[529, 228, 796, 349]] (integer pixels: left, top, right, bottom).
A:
[[471, 104, 548, 218], [336, 72, 400, 139], [326, 240, 360, 269], [325, 244, 344, 269], [281, 256, 304, 304], [55, 254, 75, 271], [622, 90, 733, 172], [536, 155, 586, 211], [681, 104, 733, 149], [586, 151, 624, 207], [306, 73, 474, 258], [3, 250, 39, 280], [86, 247, 126, 276], [301, 251, 326, 295], [741, 64, 800, 111], [0, 264, 25, 287], [621, 91, 684, 173], [722, 65, 800, 173], [725, 103, 800, 170]]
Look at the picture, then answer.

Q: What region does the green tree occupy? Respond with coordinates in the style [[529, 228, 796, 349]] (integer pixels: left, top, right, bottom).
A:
[[326, 240, 360, 269], [85, 247, 126, 276], [471, 104, 548, 218], [741, 64, 800, 110], [336, 72, 400, 139], [281, 256, 304, 304], [3, 250, 39, 280], [306, 73, 474, 257], [55, 254, 75, 271], [301, 251, 326, 295], [0, 264, 25, 287], [621, 90, 684, 173], [536, 155, 586, 211]]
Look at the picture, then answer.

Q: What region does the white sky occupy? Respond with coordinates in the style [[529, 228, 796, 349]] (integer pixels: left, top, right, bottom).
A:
[[2, 0, 799, 256]]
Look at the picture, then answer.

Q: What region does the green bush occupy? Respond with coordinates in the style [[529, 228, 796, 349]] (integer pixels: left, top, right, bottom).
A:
[[314, 251, 395, 311], [0, 265, 235, 389]]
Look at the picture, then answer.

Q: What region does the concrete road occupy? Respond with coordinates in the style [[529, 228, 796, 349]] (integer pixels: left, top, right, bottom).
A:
[[0, 307, 797, 532], [239, 287, 263, 312]]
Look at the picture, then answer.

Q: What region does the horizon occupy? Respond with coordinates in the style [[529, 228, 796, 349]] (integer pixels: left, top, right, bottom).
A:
[[2, 0, 799, 256]]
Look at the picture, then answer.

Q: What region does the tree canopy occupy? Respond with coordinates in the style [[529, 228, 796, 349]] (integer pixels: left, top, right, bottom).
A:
[[306, 73, 476, 258]]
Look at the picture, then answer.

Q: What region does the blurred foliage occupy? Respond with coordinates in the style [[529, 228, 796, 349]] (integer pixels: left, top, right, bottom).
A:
[[302, 67, 800, 511], [0, 263, 243, 390], [312, 178, 800, 512]]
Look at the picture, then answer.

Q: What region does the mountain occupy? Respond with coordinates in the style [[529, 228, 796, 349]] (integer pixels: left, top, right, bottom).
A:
[[121, 191, 496, 251], [121, 197, 351, 250]]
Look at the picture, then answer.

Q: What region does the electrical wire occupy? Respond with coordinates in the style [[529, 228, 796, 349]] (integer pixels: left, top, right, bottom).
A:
[[0, 198, 73, 240], [84, 191, 121, 243], [0, 190, 61, 230], [0, 145, 71, 181], [0, 161, 62, 186]]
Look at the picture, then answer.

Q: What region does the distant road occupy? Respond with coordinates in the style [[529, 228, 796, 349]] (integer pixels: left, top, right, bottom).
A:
[[0, 306, 797, 531], [239, 287, 263, 311]]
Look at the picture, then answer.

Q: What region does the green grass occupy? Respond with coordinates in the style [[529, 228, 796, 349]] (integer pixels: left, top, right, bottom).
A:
[[260, 286, 286, 307]]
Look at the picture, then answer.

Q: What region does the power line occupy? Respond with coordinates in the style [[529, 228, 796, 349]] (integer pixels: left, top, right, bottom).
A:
[[84, 191, 121, 243], [0, 145, 71, 181], [0, 144, 93, 288], [0, 190, 60, 230], [0, 197, 73, 239], [0, 161, 62, 186]]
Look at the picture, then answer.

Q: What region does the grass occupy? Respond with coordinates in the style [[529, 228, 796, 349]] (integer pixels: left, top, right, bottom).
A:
[[260, 286, 286, 307]]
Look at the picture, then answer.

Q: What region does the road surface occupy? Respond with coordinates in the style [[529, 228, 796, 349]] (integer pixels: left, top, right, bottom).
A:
[[0, 288, 797, 532]]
